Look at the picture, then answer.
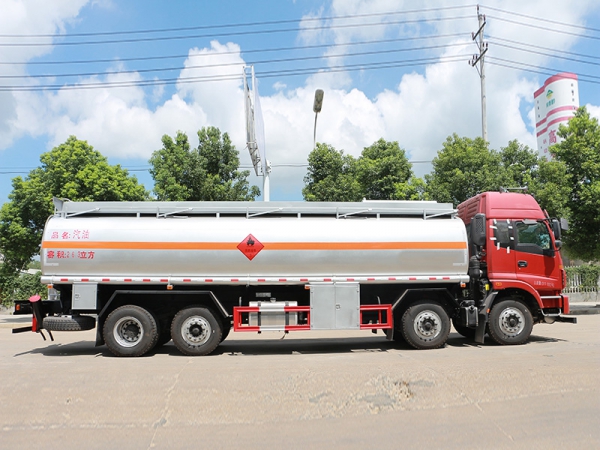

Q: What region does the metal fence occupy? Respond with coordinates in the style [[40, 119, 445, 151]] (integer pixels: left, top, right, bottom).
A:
[[564, 273, 600, 294]]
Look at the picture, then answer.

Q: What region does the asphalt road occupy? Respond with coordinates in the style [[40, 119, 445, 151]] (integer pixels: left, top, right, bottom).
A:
[[1, 316, 599, 449]]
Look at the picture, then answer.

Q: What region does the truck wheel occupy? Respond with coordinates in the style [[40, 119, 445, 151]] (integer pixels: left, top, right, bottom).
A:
[[220, 322, 231, 343], [451, 318, 476, 339], [488, 299, 533, 345], [103, 305, 159, 357], [153, 316, 173, 349], [154, 328, 172, 348], [43, 315, 96, 331], [171, 307, 222, 356], [401, 301, 450, 350]]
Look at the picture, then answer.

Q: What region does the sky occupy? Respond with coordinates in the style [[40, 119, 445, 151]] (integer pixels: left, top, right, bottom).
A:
[[1, 0, 599, 204]]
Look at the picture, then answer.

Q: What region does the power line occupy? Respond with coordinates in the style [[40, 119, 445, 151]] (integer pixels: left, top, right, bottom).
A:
[[0, 15, 473, 47], [488, 36, 600, 62], [1, 159, 434, 175], [0, 5, 475, 38], [1, 32, 468, 66], [0, 41, 472, 80], [481, 4, 600, 33], [487, 57, 600, 85], [0, 54, 470, 91], [491, 41, 600, 68], [487, 15, 600, 41]]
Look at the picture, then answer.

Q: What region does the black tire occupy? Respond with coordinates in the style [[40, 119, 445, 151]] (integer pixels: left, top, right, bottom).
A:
[[171, 306, 222, 356], [220, 319, 232, 343], [103, 305, 159, 357], [488, 299, 533, 345], [43, 315, 96, 331], [154, 328, 172, 348], [153, 316, 173, 349], [452, 318, 476, 339], [401, 301, 450, 350]]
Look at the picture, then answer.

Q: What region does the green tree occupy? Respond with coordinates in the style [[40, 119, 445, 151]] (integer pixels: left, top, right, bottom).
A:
[[528, 159, 570, 219], [356, 139, 413, 200], [302, 143, 362, 201], [149, 127, 260, 201], [0, 136, 148, 299], [552, 107, 600, 260], [425, 134, 504, 205], [499, 140, 539, 189], [393, 177, 429, 201], [1, 272, 46, 305]]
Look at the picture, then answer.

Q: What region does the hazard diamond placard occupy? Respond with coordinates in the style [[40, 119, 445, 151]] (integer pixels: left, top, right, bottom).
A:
[[237, 234, 264, 261]]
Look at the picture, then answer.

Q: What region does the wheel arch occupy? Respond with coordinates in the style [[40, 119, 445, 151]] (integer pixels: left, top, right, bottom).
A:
[[493, 288, 541, 322], [392, 287, 458, 318]]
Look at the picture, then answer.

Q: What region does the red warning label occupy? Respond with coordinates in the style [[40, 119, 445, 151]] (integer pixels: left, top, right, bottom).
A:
[[237, 234, 264, 261]]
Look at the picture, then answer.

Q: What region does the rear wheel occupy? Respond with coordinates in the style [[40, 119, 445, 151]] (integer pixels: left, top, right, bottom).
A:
[[220, 319, 231, 343], [103, 305, 158, 357], [401, 301, 450, 350], [488, 299, 533, 345], [171, 307, 222, 356]]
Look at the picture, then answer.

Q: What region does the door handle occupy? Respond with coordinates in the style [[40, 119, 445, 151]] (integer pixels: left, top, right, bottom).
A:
[[518, 260, 528, 268]]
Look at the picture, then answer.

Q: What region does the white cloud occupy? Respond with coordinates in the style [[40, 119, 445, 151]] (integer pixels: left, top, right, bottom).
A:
[[588, 104, 600, 121], [0, 0, 90, 148]]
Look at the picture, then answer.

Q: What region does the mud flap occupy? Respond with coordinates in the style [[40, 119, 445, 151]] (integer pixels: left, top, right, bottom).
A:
[[11, 295, 54, 341], [475, 291, 497, 344]]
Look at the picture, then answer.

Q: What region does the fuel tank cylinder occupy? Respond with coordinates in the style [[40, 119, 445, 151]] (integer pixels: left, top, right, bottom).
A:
[[41, 209, 469, 279]]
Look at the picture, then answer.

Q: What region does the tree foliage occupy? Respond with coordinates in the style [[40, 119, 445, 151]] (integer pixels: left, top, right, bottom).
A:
[[1, 271, 46, 306], [0, 136, 148, 299], [553, 107, 600, 260], [425, 134, 504, 205], [355, 139, 413, 200], [149, 127, 260, 201], [302, 143, 362, 201], [499, 140, 539, 189], [528, 159, 570, 219], [303, 139, 426, 202]]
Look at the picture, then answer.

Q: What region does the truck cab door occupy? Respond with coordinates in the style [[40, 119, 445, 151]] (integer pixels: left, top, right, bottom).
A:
[[513, 220, 561, 291]]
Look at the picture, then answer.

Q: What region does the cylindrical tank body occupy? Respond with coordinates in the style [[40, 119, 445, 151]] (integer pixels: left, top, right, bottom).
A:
[[41, 214, 468, 279]]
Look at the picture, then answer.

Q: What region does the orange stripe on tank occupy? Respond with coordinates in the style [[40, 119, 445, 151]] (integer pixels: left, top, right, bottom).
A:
[[42, 241, 466, 251]]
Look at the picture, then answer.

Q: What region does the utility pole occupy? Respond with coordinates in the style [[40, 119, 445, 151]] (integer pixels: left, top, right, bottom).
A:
[[470, 5, 488, 142]]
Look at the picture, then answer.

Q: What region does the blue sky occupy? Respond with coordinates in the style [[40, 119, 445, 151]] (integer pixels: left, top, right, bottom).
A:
[[1, 0, 599, 204]]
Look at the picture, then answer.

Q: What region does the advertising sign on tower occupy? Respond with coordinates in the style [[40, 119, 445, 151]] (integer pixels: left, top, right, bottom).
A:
[[534, 73, 579, 160]]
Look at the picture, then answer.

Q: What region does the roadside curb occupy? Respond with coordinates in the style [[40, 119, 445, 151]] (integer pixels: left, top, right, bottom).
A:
[[569, 303, 600, 315]]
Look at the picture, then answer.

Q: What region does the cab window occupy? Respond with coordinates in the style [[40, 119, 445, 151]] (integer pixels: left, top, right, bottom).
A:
[[515, 221, 551, 255]]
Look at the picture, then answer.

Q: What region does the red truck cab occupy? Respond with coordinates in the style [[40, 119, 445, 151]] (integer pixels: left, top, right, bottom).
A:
[[458, 192, 575, 343]]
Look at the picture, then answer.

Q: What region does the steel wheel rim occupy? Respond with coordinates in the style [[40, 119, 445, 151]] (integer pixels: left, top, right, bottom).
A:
[[413, 310, 442, 341], [113, 316, 144, 348], [498, 307, 525, 336], [181, 316, 211, 346]]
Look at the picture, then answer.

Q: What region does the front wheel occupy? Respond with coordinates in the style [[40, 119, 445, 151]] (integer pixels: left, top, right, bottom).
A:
[[401, 301, 450, 350], [488, 299, 533, 345], [171, 307, 222, 356], [103, 305, 158, 357]]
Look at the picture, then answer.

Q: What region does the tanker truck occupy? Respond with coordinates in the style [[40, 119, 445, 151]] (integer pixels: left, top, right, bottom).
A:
[[12, 191, 576, 357]]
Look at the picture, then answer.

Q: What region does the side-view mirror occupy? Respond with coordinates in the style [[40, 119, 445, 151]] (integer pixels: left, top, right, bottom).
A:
[[560, 217, 569, 231], [551, 219, 561, 240], [554, 240, 562, 250], [471, 213, 486, 247]]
